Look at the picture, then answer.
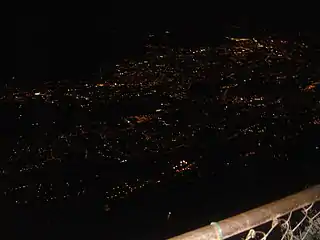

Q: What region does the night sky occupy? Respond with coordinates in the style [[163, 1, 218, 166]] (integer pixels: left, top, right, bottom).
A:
[[14, 14, 317, 85], [14, 14, 165, 83], [14, 14, 243, 83]]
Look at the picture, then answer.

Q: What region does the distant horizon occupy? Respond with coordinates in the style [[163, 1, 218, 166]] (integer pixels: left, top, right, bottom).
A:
[[13, 18, 317, 86]]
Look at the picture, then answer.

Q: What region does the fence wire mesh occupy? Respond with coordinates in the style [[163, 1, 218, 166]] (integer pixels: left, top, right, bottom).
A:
[[169, 185, 320, 240], [239, 201, 320, 240]]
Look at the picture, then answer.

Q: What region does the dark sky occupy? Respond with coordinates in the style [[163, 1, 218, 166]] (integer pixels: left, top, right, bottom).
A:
[[14, 15, 160, 85], [12, 14, 318, 87], [15, 16, 105, 84]]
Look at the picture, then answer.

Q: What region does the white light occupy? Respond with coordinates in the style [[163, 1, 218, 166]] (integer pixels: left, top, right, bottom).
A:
[[34, 92, 41, 96]]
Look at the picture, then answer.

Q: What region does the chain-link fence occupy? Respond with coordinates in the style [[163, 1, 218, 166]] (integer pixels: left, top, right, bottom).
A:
[[241, 202, 320, 240], [168, 185, 320, 240]]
